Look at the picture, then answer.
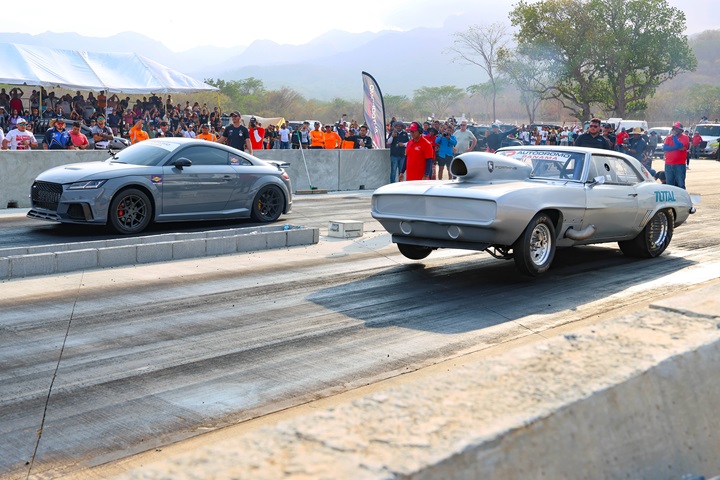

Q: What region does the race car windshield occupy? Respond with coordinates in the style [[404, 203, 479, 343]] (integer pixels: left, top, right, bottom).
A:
[[496, 150, 586, 181], [694, 125, 720, 137], [106, 142, 179, 166]]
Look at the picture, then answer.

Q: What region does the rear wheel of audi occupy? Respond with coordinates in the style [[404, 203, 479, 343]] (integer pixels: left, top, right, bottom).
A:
[[251, 185, 284, 222], [108, 188, 152, 234]]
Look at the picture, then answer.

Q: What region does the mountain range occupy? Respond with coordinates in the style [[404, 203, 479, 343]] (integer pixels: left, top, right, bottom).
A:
[[0, 19, 485, 101]]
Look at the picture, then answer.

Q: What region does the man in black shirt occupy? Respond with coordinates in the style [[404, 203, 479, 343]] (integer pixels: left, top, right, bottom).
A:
[[218, 111, 252, 153], [602, 124, 616, 148], [345, 125, 373, 150], [574, 118, 611, 150], [485, 124, 503, 152], [387, 121, 409, 182]]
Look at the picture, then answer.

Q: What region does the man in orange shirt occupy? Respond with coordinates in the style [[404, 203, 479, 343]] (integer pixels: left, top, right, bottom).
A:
[[322, 124, 342, 149], [309, 121, 325, 149], [129, 119, 149, 144], [196, 124, 216, 141]]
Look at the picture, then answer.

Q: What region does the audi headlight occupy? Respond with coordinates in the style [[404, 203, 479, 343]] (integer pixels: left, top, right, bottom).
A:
[[68, 180, 108, 190]]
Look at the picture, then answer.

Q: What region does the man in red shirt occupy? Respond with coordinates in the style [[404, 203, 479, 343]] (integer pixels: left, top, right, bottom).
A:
[[691, 131, 703, 160], [663, 122, 690, 190], [615, 127, 629, 151], [405, 122, 435, 181], [69, 121, 90, 149]]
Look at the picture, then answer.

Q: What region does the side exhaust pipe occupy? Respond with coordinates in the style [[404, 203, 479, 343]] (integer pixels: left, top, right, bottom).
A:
[[565, 225, 596, 241]]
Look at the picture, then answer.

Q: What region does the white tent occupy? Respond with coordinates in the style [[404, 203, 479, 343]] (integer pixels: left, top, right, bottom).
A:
[[0, 43, 218, 94]]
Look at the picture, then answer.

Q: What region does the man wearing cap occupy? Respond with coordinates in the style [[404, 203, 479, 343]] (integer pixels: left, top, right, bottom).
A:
[[663, 122, 690, 189], [69, 121, 90, 150], [91, 116, 114, 149], [196, 124, 216, 142], [2, 118, 38, 150], [309, 122, 325, 149], [322, 125, 342, 150], [43, 119, 74, 150], [249, 117, 265, 150], [218, 112, 252, 153], [405, 121, 435, 181], [453, 121, 477, 154]]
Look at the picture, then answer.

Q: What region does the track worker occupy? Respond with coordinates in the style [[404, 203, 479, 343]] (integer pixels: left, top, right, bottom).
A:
[[405, 121, 435, 181]]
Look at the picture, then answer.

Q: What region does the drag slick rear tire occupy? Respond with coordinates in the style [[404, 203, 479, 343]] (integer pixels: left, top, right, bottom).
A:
[[397, 243, 433, 260], [619, 209, 674, 258]]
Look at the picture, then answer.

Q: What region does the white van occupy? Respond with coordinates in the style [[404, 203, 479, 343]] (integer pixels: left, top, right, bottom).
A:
[[692, 123, 720, 157], [606, 117, 648, 134]]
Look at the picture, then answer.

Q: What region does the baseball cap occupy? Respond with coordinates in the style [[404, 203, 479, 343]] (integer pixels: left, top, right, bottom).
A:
[[407, 122, 421, 132], [55, 118, 65, 124], [16, 117, 26, 124], [672, 121, 683, 130], [230, 111, 240, 117], [491, 124, 499, 128]]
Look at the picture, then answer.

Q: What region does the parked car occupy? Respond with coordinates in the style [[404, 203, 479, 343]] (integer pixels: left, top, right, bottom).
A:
[[27, 138, 292, 234], [465, 125, 523, 151], [692, 123, 720, 158], [648, 127, 671, 157], [371, 146, 697, 276]]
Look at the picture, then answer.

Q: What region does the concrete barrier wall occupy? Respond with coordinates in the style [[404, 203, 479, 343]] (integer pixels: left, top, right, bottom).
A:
[[0, 149, 390, 208]]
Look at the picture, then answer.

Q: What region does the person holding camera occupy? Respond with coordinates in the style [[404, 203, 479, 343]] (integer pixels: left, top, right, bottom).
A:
[[249, 117, 265, 150], [435, 124, 457, 180]]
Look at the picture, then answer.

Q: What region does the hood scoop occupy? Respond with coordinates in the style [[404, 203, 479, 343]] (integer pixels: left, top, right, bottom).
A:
[[450, 152, 531, 183]]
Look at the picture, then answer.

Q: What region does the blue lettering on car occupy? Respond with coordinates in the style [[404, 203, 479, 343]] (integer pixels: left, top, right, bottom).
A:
[[654, 191, 676, 202]]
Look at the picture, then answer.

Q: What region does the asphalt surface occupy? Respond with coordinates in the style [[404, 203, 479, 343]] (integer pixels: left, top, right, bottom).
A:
[[1, 161, 719, 479]]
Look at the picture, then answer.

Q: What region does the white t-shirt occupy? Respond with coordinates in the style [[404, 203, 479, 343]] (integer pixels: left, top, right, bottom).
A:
[[541, 130, 548, 141], [4, 128, 35, 150], [279, 127, 290, 142]]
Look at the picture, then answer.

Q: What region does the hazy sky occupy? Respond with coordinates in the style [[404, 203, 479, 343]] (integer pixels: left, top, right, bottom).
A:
[[5, 0, 717, 52]]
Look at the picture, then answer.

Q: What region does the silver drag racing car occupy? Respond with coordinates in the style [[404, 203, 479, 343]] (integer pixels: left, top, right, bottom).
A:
[[28, 138, 292, 234], [371, 146, 698, 276]]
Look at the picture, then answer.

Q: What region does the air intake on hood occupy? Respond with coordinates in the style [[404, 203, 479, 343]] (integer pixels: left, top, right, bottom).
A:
[[450, 152, 532, 183]]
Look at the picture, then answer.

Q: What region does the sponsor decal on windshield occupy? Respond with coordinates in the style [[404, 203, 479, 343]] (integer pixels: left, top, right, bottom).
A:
[[498, 150, 574, 162], [151, 175, 163, 184], [154, 141, 181, 152]]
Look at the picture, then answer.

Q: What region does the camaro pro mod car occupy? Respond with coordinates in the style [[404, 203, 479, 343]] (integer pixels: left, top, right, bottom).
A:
[[28, 138, 292, 234], [371, 146, 697, 276]]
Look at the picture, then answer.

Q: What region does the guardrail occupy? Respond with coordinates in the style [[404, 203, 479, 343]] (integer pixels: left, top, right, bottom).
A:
[[0, 148, 391, 208]]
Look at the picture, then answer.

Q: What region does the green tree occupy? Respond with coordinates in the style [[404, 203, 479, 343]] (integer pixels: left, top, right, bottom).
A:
[[510, 0, 606, 121], [412, 86, 465, 119], [496, 47, 555, 123], [449, 22, 509, 122], [510, 0, 696, 121]]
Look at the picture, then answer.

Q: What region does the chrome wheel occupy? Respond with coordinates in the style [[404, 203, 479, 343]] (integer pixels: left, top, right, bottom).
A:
[[529, 223, 553, 266], [513, 213, 556, 276], [647, 210, 669, 254]]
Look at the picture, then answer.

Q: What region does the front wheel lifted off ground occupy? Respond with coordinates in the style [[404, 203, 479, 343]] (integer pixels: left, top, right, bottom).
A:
[[513, 212, 556, 277], [251, 185, 284, 222], [619, 209, 674, 258], [108, 188, 152, 234]]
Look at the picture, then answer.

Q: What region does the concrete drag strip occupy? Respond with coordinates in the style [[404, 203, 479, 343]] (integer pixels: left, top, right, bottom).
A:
[[0, 224, 319, 280], [110, 282, 720, 480]]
